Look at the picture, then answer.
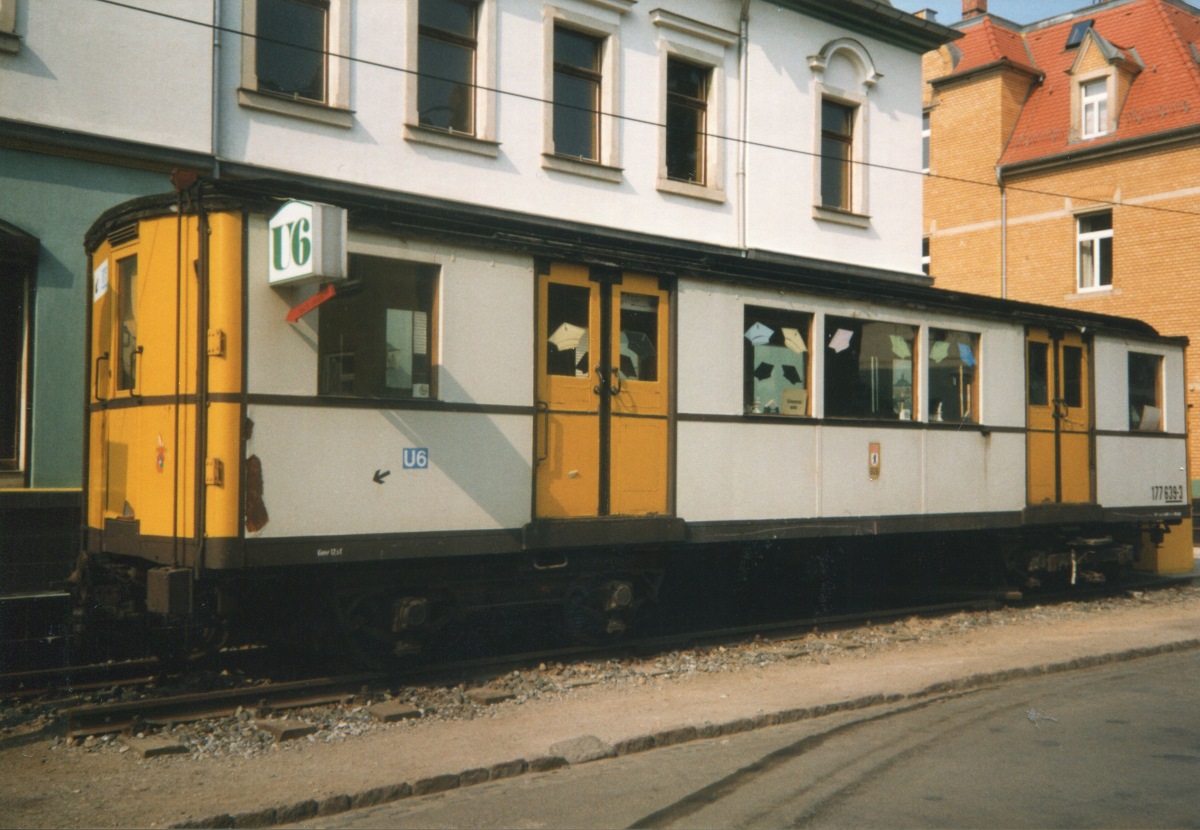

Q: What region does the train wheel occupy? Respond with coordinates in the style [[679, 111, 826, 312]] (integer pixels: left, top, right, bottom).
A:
[[333, 589, 400, 670], [562, 577, 637, 645]]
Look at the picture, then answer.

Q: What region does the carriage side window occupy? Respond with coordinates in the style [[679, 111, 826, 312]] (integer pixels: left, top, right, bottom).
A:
[[116, 256, 138, 392], [928, 329, 978, 423], [318, 256, 437, 399], [824, 316, 915, 421], [743, 307, 811, 416], [1027, 341, 1049, 406], [1128, 352, 1163, 431]]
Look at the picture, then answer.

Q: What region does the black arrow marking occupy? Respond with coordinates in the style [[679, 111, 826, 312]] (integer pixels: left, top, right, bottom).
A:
[[373, 469, 391, 484]]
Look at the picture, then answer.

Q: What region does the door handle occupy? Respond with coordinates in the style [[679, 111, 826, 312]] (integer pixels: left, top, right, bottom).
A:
[[131, 345, 144, 399], [609, 366, 622, 396], [536, 401, 549, 463], [94, 351, 109, 402], [593, 365, 605, 396]]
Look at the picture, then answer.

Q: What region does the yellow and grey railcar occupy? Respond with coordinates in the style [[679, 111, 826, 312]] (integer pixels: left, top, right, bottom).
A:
[[80, 182, 1190, 659]]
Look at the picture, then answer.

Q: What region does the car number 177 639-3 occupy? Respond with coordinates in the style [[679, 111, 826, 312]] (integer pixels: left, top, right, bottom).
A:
[[1151, 484, 1185, 504]]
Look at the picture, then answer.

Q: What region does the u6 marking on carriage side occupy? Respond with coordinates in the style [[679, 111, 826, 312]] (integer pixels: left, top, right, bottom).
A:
[[403, 448, 429, 470]]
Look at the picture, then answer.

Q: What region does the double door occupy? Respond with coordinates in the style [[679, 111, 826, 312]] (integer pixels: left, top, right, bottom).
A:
[[1026, 328, 1093, 504], [535, 264, 670, 518]]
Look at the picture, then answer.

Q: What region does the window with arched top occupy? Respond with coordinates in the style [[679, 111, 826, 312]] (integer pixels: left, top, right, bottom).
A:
[[807, 39, 881, 228]]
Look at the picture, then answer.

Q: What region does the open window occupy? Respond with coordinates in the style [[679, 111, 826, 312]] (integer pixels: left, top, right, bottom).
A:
[[1128, 352, 1163, 432], [743, 307, 811, 416], [824, 316, 916, 421], [928, 329, 978, 423], [318, 256, 437, 399]]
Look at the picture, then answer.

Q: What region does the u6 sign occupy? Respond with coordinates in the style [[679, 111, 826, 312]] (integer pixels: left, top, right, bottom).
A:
[[267, 200, 348, 286]]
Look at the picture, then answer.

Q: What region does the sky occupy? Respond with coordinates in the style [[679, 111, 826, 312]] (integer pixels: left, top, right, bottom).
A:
[[891, 0, 1109, 26]]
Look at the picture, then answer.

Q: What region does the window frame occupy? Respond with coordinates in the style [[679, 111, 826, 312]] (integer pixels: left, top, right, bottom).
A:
[[921, 110, 931, 173], [742, 306, 813, 418], [541, 3, 630, 183], [416, 0, 478, 135], [1127, 351, 1164, 432], [823, 315, 918, 422], [820, 98, 856, 213], [665, 56, 709, 186], [404, 0, 499, 157], [239, 0, 352, 128], [650, 11, 734, 204], [927, 328, 980, 424], [1076, 209, 1113, 292], [807, 39, 878, 229], [1080, 77, 1109, 140], [552, 25, 604, 163], [317, 255, 440, 401]]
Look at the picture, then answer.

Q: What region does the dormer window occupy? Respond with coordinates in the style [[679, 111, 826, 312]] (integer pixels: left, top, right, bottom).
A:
[[1080, 78, 1109, 139]]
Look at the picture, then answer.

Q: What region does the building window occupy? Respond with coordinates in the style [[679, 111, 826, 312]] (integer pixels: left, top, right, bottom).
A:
[[417, 0, 477, 134], [928, 329, 978, 423], [1128, 352, 1163, 431], [553, 27, 602, 162], [921, 237, 931, 275], [824, 316, 916, 421], [256, 0, 329, 103], [1080, 78, 1109, 139], [1077, 211, 1113, 290], [743, 307, 811, 416], [1027, 341, 1049, 406], [666, 58, 709, 184], [922, 111, 931, 173], [820, 99, 856, 211], [240, 0, 350, 126], [319, 256, 437, 399], [0, 271, 27, 472]]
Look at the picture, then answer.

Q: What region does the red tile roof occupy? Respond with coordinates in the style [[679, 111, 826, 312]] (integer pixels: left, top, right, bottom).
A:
[[936, 0, 1200, 167]]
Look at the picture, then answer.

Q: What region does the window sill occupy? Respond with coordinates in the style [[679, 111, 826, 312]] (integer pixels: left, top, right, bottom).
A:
[[1070, 286, 1119, 299], [404, 124, 501, 159], [812, 205, 871, 229], [542, 154, 624, 184], [0, 31, 19, 54], [657, 177, 726, 204], [238, 88, 354, 129]]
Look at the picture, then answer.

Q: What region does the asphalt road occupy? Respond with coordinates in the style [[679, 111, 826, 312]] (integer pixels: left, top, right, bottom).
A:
[[293, 649, 1200, 829]]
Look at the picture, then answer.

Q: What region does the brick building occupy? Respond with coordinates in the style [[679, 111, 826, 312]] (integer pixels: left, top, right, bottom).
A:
[[923, 0, 1200, 501]]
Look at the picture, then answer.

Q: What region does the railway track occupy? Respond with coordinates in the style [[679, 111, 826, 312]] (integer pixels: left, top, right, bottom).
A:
[[56, 595, 1007, 739], [5, 569, 1189, 741]]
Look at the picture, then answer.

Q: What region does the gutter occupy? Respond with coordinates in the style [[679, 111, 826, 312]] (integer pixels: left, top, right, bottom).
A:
[[1000, 124, 1200, 177]]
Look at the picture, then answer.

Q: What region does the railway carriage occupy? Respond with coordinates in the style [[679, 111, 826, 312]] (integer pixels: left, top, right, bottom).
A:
[[79, 180, 1189, 661]]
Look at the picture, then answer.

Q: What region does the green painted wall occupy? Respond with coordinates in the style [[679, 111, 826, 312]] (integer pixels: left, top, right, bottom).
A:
[[1, 150, 168, 488]]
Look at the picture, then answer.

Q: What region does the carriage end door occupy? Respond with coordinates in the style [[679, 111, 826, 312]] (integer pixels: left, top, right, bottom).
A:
[[536, 264, 670, 519], [1026, 328, 1093, 505]]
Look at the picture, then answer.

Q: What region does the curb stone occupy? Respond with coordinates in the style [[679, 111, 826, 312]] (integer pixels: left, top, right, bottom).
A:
[[170, 637, 1200, 829]]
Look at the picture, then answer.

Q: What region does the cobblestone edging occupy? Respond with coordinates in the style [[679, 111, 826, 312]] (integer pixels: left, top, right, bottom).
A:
[[170, 637, 1200, 829]]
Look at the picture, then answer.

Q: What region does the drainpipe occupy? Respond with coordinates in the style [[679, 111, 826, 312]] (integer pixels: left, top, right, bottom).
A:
[[211, 0, 222, 178], [998, 167, 1007, 299], [737, 0, 750, 250]]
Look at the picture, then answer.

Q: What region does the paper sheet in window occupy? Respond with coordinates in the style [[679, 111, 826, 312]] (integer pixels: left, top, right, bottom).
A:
[[745, 322, 774, 345], [781, 327, 807, 354], [889, 334, 912, 359], [957, 342, 976, 367], [753, 345, 805, 412], [930, 341, 951, 363], [549, 322, 587, 352], [828, 328, 854, 353]]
